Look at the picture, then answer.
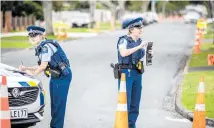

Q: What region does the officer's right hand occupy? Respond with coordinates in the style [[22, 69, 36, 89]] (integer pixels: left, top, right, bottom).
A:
[[138, 41, 147, 49], [18, 65, 27, 71]]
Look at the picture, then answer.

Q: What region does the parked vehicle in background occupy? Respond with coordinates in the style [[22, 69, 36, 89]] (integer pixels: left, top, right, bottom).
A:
[[52, 11, 95, 28], [183, 11, 202, 23], [142, 12, 158, 24], [70, 12, 95, 28], [150, 12, 159, 23]]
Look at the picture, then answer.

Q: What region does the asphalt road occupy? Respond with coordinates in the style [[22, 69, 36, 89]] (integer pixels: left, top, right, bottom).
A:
[[1, 21, 199, 128]]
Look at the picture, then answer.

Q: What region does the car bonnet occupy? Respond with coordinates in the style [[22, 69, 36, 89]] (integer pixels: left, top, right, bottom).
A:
[[0, 63, 40, 88]]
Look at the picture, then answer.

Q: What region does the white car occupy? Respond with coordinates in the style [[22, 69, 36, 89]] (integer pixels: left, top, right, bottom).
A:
[[0, 63, 45, 127], [183, 11, 201, 23], [142, 12, 158, 24]]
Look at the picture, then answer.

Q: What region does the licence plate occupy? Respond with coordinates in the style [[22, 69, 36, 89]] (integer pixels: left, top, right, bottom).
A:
[[10, 109, 28, 119]]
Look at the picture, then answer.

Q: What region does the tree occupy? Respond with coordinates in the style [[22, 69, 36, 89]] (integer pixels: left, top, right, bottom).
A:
[[89, 1, 96, 28], [1, 1, 43, 20], [127, 1, 143, 12], [53, 1, 64, 12], [43, 1, 53, 34], [142, 1, 150, 12], [156, 1, 189, 15], [99, 1, 117, 30], [24, 1, 43, 20], [118, 1, 125, 18]]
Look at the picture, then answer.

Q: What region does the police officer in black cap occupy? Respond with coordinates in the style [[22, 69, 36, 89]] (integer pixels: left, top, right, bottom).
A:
[[19, 26, 72, 128]]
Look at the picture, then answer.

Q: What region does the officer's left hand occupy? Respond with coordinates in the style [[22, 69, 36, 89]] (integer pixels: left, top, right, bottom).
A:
[[25, 70, 34, 76], [18, 65, 27, 71]]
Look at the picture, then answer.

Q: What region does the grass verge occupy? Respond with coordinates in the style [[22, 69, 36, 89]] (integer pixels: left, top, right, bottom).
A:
[[181, 71, 214, 118], [189, 43, 214, 67], [0, 35, 72, 48]]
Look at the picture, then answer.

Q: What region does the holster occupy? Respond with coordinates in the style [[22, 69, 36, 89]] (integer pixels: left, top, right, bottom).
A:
[[136, 61, 144, 74], [50, 69, 61, 78], [44, 68, 51, 77], [110, 63, 121, 79], [58, 62, 70, 76]]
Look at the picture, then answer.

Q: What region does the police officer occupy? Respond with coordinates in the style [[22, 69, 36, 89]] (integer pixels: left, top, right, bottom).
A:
[[117, 17, 153, 128], [19, 26, 72, 128]]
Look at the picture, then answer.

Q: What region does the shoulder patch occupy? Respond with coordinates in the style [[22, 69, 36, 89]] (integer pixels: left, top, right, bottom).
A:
[[42, 46, 48, 53], [119, 38, 126, 45]]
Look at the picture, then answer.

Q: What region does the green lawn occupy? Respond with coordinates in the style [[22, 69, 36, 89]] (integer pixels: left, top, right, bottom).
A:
[[204, 31, 213, 39], [66, 21, 121, 32], [181, 71, 214, 118], [0, 35, 72, 48], [100, 21, 121, 30], [204, 23, 214, 39], [1, 36, 31, 48], [67, 28, 90, 33], [189, 43, 214, 67]]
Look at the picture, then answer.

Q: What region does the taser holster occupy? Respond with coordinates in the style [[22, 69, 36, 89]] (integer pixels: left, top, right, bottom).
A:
[[136, 61, 144, 74], [110, 63, 121, 79]]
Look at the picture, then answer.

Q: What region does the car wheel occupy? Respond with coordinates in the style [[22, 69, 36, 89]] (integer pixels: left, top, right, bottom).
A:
[[82, 24, 88, 28], [72, 23, 78, 28]]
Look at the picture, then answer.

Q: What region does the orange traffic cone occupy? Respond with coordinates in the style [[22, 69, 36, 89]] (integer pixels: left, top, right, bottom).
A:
[[192, 76, 206, 128], [194, 44, 200, 54], [208, 54, 214, 65], [195, 30, 202, 47], [114, 73, 128, 128], [0, 76, 11, 128]]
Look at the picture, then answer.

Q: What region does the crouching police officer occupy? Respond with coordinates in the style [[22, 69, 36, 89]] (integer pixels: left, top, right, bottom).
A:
[[116, 17, 153, 128], [19, 26, 72, 128]]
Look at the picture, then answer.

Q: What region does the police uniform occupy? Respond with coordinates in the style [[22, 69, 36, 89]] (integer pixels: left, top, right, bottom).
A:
[[117, 18, 145, 128], [27, 26, 72, 128]]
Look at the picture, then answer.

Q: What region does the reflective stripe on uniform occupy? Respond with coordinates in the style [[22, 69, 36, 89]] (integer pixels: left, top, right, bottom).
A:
[[195, 104, 205, 111], [116, 104, 127, 112]]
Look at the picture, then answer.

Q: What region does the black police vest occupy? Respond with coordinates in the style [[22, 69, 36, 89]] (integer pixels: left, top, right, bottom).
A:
[[117, 35, 144, 65], [35, 40, 70, 70]]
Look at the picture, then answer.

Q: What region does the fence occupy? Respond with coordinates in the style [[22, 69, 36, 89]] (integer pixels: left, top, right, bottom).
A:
[[1, 11, 36, 33]]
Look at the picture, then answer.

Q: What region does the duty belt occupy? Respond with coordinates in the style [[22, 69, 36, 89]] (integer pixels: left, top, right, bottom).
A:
[[119, 64, 138, 70]]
